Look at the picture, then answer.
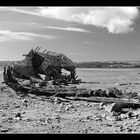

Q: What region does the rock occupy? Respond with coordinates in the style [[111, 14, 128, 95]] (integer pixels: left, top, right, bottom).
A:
[[0, 128, 9, 132], [99, 102, 107, 109], [21, 111, 26, 114], [104, 103, 116, 113], [128, 111, 134, 119], [40, 118, 46, 123], [106, 116, 116, 121], [120, 114, 128, 119], [101, 114, 106, 118], [7, 117, 14, 123], [64, 105, 73, 111], [14, 105, 20, 108], [53, 114, 60, 120], [15, 117, 21, 121], [115, 116, 122, 121], [127, 128, 133, 132], [106, 123, 112, 127], [120, 125, 125, 132], [131, 109, 140, 118], [47, 118, 52, 124], [134, 122, 140, 126], [2, 113, 7, 117], [115, 83, 119, 86], [86, 115, 93, 120], [22, 99, 28, 103], [56, 103, 64, 112], [64, 106, 70, 111], [15, 112, 22, 120], [22, 118, 30, 121], [114, 124, 122, 127], [15, 112, 21, 118], [95, 117, 102, 121]]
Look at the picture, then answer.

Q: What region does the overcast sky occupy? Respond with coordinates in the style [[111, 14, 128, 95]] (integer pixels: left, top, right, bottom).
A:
[[0, 7, 140, 62]]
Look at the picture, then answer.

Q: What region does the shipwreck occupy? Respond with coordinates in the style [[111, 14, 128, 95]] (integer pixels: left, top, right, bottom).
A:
[[11, 46, 81, 85], [3, 47, 140, 114]]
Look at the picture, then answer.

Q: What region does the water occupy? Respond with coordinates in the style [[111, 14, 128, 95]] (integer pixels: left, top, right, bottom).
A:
[[1, 67, 140, 91], [76, 68, 140, 91]]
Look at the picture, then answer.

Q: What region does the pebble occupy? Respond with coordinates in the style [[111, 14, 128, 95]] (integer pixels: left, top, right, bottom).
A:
[[104, 103, 116, 113], [22, 99, 28, 103], [114, 124, 122, 127], [127, 128, 133, 132], [106, 123, 112, 127], [95, 117, 102, 121], [47, 118, 52, 123], [120, 125, 125, 132], [134, 122, 140, 126], [64, 105, 73, 111], [106, 116, 116, 121], [14, 105, 20, 108], [86, 116, 92, 120], [0, 128, 9, 132], [120, 114, 128, 119], [22, 118, 30, 121], [14, 112, 22, 121], [101, 114, 106, 118], [15, 112, 21, 118], [2, 113, 7, 117], [131, 110, 140, 117], [115, 116, 122, 121]]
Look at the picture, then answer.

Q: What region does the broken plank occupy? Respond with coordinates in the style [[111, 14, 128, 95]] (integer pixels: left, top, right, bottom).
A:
[[65, 96, 140, 105]]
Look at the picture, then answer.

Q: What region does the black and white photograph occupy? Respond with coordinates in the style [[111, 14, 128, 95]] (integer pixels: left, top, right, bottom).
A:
[[0, 6, 140, 134]]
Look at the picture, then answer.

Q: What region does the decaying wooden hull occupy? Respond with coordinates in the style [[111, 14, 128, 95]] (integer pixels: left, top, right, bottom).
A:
[[12, 47, 79, 84], [3, 66, 140, 109]]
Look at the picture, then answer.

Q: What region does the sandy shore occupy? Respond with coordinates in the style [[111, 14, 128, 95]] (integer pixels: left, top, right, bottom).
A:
[[0, 85, 140, 134]]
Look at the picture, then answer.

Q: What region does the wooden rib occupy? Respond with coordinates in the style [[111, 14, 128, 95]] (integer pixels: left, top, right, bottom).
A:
[[42, 49, 47, 54]]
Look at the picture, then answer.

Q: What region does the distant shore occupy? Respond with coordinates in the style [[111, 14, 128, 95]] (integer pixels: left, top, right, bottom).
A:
[[1, 61, 140, 68], [75, 61, 140, 68]]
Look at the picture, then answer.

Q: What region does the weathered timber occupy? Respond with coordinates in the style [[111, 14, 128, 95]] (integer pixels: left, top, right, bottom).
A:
[[12, 47, 79, 85], [3, 66, 89, 96], [4, 66, 140, 108], [65, 96, 140, 105]]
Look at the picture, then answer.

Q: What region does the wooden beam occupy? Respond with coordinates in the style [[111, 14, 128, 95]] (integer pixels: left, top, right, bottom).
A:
[[65, 96, 140, 105], [34, 46, 39, 51]]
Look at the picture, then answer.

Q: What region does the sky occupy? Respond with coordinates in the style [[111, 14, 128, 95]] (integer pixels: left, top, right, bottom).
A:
[[0, 6, 140, 62]]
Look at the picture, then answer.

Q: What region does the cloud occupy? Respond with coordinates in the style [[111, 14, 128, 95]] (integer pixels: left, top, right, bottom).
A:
[[0, 7, 139, 34], [0, 7, 40, 16], [43, 26, 92, 33], [38, 7, 139, 34], [0, 30, 56, 42]]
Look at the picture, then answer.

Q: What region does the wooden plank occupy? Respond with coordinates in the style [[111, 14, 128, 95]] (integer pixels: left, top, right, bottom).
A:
[[65, 96, 140, 105]]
